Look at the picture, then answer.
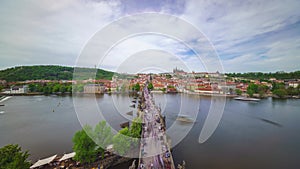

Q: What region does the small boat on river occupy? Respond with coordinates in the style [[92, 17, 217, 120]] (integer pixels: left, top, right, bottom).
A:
[[234, 97, 260, 101], [126, 111, 133, 116], [176, 115, 194, 123]]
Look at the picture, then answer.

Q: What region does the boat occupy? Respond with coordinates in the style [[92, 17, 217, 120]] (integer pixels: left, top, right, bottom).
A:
[[126, 111, 133, 116], [0, 96, 11, 103], [176, 115, 194, 123], [234, 97, 260, 101], [120, 121, 129, 128]]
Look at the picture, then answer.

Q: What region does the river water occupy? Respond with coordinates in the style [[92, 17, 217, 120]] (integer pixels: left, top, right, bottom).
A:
[[0, 94, 299, 169]]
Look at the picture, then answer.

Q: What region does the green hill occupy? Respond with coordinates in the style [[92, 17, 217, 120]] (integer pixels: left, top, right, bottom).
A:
[[226, 71, 300, 80], [0, 65, 114, 82]]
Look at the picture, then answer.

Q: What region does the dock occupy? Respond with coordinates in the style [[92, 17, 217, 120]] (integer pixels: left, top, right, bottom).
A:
[[138, 84, 176, 169]]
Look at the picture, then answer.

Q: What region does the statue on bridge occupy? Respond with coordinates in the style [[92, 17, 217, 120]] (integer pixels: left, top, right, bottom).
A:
[[129, 159, 136, 169], [177, 160, 186, 169]]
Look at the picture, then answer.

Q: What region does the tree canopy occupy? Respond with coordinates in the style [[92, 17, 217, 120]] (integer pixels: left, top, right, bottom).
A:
[[273, 89, 288, 98], [226, 71, 300, 80], [0, 65, 114, 82], [235, 89, 242, 95], [0, 144, 30, 169], [112, 127, 131, 156], [133, 83, 140, 91], [93, 121, 113, 158], [28, 83, 72, 94], [270, 82, 299, 98], [130, 117, 142, 138], [147, 83, 154, 90], [246, 83, 269, 97], [72, 121, 114, 163], [72, 125, 97, 164]]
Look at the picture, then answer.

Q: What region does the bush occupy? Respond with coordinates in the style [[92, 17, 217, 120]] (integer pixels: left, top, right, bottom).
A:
[[0, 144, 30, 169]]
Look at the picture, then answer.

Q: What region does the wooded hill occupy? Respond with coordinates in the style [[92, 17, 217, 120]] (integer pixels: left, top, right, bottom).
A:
[[226, 71, 300, 80], [0, 65, 114, 82]]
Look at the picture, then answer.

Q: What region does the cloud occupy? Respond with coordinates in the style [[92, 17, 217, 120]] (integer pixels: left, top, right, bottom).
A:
[[0, 0, 299, 72], [181, 0, 300, 72], [98, 35, 207, 73], [0, 0, 121, 68]]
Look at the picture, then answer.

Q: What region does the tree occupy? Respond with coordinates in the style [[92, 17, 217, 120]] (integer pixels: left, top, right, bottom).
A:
[[36, 84, 44, 92], [225, 71, 300, 80], [28, 84, 36, 92], [121, 84, 127, 93], [43, 86, 51, 94], [93, 121, 113, 159], [130, 117, 142, 138], [73, 84, 84, 93], [165, 74, 172, 79], [66, 85, 72, 93], [52, 84, 60, 93], [59, 85, 66, 94], [246, 89, 254, 97], [286, 87, 298, 96], [112, 127, 131, 156], [246, 83, 268, 97], [247, 83, 259, 93], [0, 65, 114, 82], [272, 82, 285, 91], [129, 118, 142, 149], [72, 125, 97, 164], [235, 89, 242, 95], [133, 83, 140, 91], [119, 127, 130, 136], [147, 83, 154, 90], [273, 89, 287, 98], [257, 85, 268, 97], [0, 144, 30, 169]]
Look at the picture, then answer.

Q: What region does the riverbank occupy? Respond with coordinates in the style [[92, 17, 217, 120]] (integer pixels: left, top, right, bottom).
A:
[[1, 91, 299, 100], [30, 151, 133, 169]]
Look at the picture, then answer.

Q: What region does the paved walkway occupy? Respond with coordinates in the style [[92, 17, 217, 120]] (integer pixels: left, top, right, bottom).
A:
[[138, 85, 175, 169]]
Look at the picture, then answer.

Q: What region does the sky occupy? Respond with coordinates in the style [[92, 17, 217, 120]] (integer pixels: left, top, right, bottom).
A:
[[0, 0, 300, 73]]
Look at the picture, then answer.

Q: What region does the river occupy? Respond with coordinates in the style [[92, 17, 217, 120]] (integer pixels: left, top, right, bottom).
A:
[[0, 94, 299, 169]]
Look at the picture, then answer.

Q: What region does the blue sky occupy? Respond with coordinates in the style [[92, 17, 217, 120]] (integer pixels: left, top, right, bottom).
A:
[[0, 0, 299, 73]]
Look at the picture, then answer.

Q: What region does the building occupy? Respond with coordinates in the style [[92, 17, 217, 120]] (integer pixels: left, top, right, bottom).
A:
[[167, 87, 177, 93], [288, 81, 299, 88], [218, 82, 237, 94], [0, 80, 6, 85], [153, 83, 165, 91], [84, 84, 105, 94], [194, 87, 221, 94], [10, 85, 28, 94]]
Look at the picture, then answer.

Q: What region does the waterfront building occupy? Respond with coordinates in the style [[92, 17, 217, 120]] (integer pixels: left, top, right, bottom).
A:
[[194, 87, 221, 94], [287, 80, 299, 88], [9, 85, 28, 94], [83, 84, 105, 94], [218, 82, 237, 94]]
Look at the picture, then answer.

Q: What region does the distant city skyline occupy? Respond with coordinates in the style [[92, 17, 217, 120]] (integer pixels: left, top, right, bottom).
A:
[[0, 0, 300, 73]]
